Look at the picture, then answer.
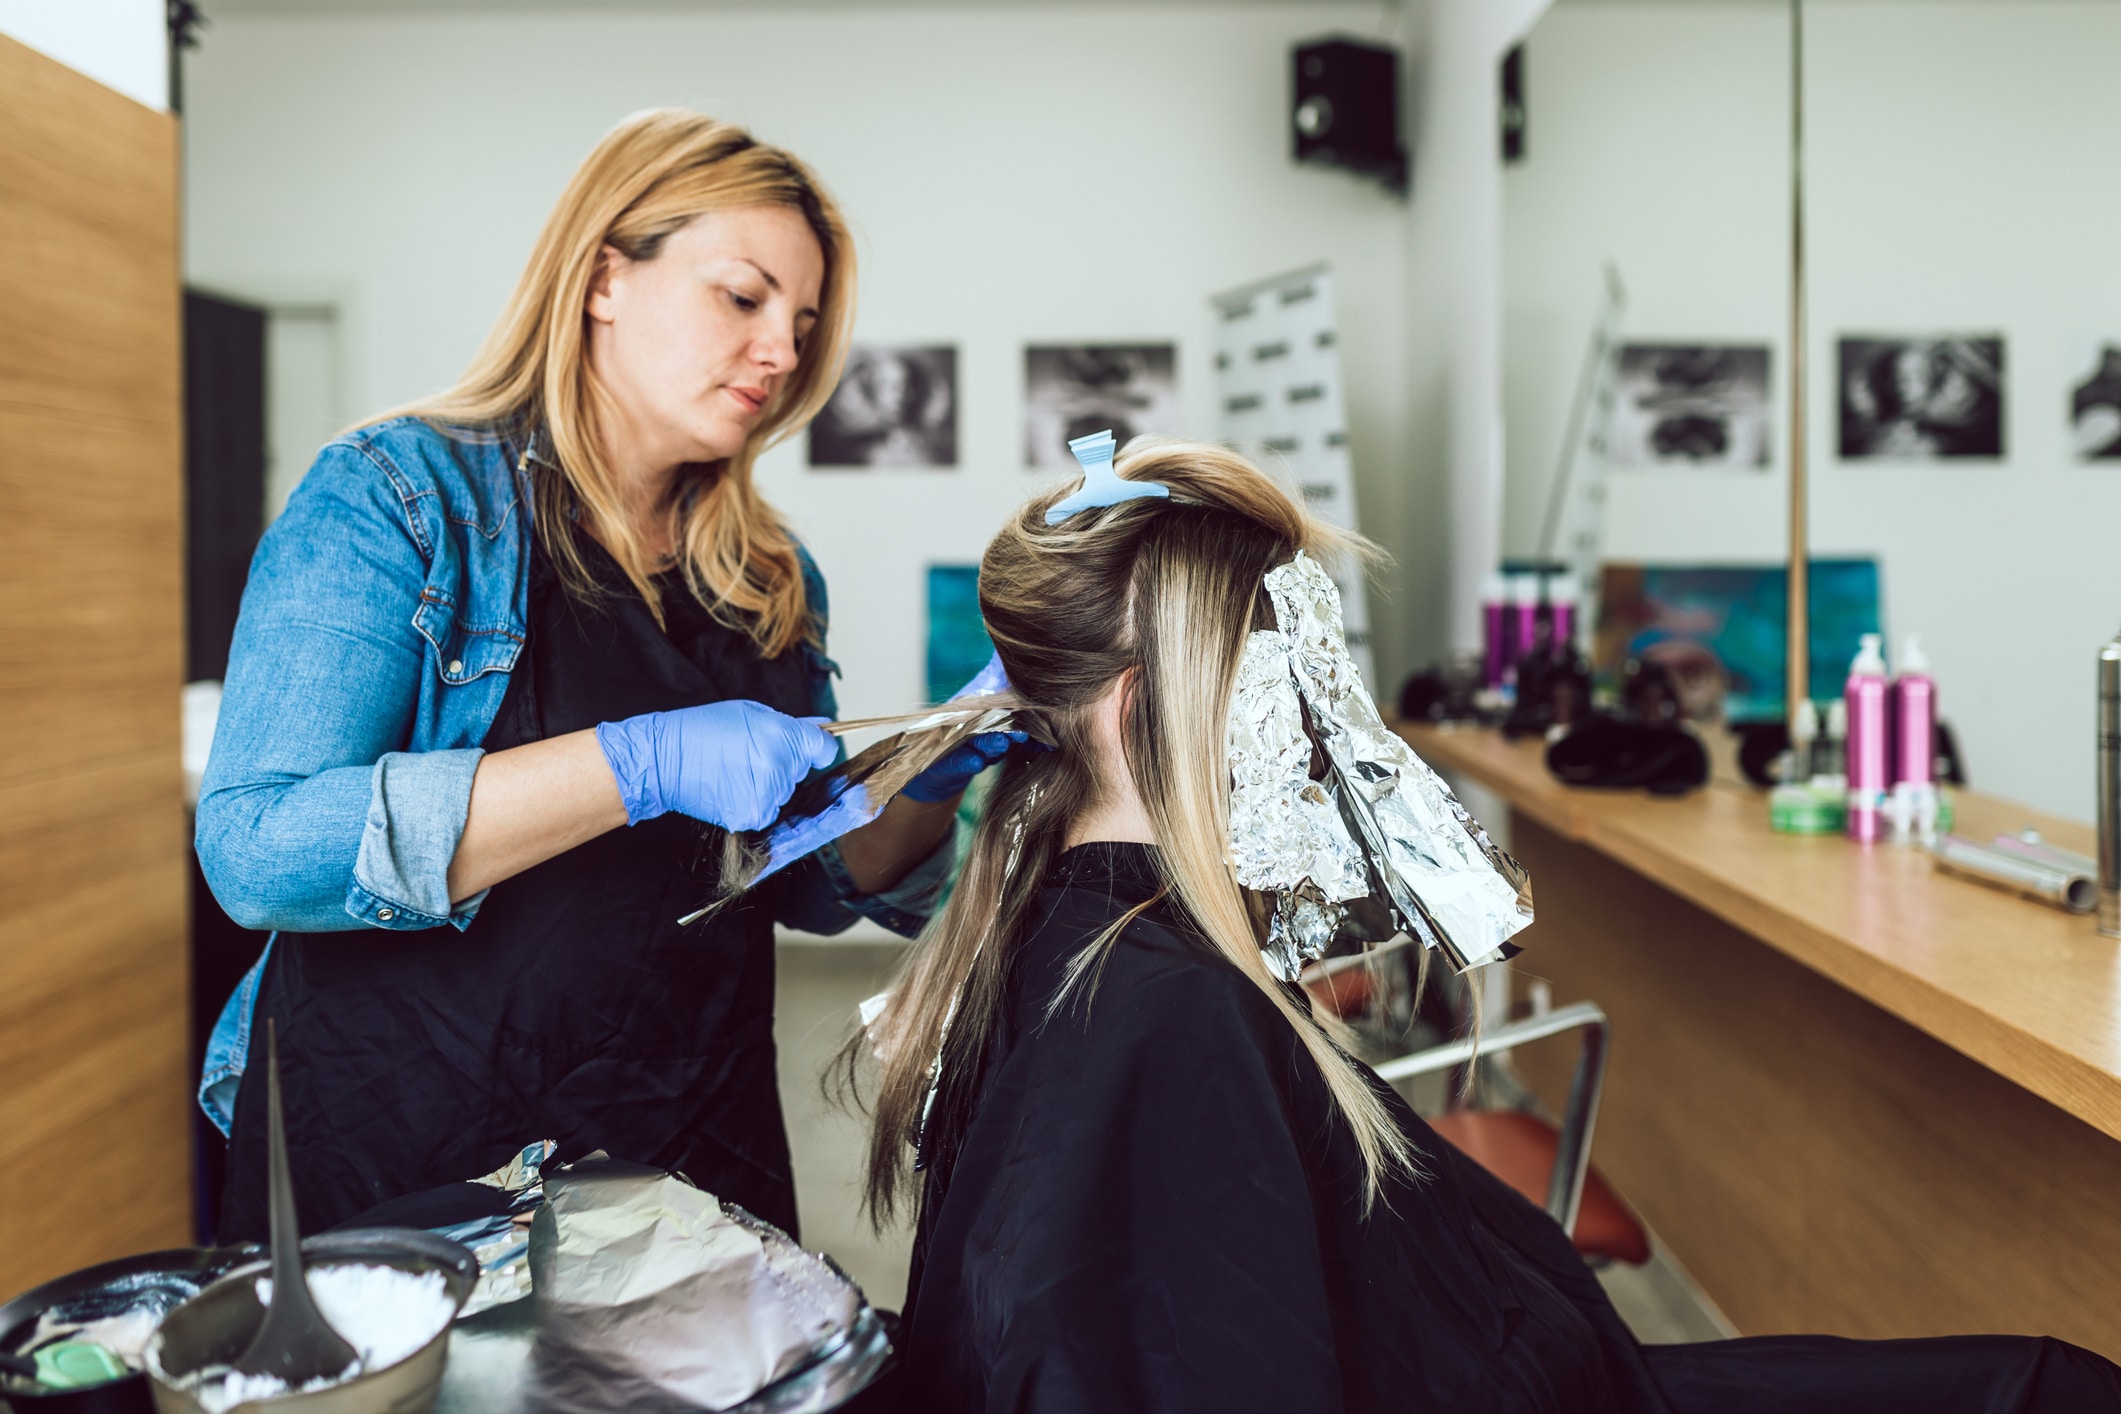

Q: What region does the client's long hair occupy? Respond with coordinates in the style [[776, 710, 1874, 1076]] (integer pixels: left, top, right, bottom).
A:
[[846, 437, 1420, 1223]]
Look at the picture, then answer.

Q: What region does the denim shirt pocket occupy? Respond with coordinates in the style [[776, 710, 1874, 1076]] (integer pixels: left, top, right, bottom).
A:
[[411, 584, 524, 684]]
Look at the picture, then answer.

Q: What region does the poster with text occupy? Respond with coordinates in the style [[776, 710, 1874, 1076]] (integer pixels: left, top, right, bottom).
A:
[[1210, 265, 1374, 686]]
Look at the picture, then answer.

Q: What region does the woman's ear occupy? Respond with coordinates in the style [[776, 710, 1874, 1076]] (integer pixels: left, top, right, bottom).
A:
[[1113, 667, 1142, 734], [1084, 670, 1136, 782], [585, 243, 629, 325]]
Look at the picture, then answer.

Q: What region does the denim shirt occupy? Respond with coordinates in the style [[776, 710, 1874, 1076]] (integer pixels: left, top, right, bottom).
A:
[[194, 417, 949, 1134]]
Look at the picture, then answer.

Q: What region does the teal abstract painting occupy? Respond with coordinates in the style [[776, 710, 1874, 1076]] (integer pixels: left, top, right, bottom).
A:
[[926, 564, 991, 705]]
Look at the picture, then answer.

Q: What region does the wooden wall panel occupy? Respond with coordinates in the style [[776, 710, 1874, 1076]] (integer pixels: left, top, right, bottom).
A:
[[0, 34, 190, 1294], [1508, 813, 2121, 1360]]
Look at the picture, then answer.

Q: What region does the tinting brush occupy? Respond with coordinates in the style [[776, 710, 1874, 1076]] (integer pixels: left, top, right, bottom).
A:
[[231, 1020, 359, 1387]]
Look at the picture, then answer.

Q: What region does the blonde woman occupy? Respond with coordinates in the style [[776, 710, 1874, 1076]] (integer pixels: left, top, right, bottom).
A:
[[194, 111, 1002, 1241], [852, 440, 2121, 1412]]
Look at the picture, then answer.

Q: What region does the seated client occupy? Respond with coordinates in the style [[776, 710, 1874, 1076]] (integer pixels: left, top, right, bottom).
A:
[[849, 438, 2121, 1413]]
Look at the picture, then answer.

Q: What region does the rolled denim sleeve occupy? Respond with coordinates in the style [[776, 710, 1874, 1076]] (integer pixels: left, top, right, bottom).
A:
[[196, 440, 487, 934], [347, 750, 489, 927]]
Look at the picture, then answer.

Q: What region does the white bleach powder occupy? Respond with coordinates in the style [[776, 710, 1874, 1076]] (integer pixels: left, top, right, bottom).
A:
[[177, 1263, 454, 1412]]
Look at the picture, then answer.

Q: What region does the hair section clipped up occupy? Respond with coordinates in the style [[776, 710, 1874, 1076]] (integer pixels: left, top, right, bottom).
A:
[[824, 436, 1422, 1223]]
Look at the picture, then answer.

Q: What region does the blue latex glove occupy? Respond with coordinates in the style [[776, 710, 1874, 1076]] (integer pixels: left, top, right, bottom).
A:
[[901, 730, 1031, 803], [594, 700, 838, 830], [901, 651, 1035, 804]]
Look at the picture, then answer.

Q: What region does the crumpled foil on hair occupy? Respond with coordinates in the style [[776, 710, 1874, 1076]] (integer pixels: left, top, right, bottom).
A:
[[1229, 631, 1368, 980], [1263, 890, 1346, 983], [1254, 552, 1533, 973]]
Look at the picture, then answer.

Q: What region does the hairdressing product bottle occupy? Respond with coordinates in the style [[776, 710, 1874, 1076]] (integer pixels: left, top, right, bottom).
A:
[[2099, 627, 2121, 938], [1768, 698, 1843, 834], [1507, 574, 1542, 682], [1845, 633, 1890, 844], [1888, 634, 1938, 845], [1818, 698, 1847, 785], [1482, 573, 1509, 691], [1548, 576, 1579, 663], [1787, 697, 1820, 785]]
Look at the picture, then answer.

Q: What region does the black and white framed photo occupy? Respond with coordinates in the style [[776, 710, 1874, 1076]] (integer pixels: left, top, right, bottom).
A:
[[1607, 343, 1771, 468], [808, 344, 957, 468], [2070, 342, 2121, 462], [1837, 335, 2004, 460], [1023, 343, 1178, 469]]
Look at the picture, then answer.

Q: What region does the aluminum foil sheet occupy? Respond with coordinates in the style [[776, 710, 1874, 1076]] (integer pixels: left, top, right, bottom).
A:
[[439, 1138, 556, 1316], [1229, 552, 1533, 974], [522, 1158, 876, 1413], [1264, 891, 1345, 983], [1228, 631, 1372, 904]]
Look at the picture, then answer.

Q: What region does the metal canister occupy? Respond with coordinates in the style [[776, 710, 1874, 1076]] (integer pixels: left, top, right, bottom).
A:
[[2101, 628, 2121, 937]]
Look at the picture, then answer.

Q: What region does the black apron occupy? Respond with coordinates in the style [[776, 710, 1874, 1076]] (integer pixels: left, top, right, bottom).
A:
[[220, 530, 812, 1242]]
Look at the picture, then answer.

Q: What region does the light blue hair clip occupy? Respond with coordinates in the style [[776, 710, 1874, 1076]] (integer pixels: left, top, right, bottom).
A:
[[1044, 429, 1172, 525]]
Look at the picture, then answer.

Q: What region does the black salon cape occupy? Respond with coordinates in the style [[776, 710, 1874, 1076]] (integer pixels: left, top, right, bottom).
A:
[[898, 842, 2121, 1414]]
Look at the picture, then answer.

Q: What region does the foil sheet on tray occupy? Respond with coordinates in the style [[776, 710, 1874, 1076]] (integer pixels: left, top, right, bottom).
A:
[[1228, 552, 1533, 980], [431, 1151, 890, 1413]]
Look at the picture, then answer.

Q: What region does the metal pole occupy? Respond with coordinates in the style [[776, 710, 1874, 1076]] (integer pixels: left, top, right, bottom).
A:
[[1787, 0, 1811, 726]]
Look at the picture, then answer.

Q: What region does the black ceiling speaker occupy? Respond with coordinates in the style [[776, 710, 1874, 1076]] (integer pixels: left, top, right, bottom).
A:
[[1501, 44, 1527, 162], [1291, 37, 1409, 196]]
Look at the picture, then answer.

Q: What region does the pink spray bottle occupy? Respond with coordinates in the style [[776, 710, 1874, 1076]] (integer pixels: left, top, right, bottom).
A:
[[1482, 573, 1509, 691], [1507, 573, 1541, 688], [1888, 634, 1938, 844], [1844, 633, 1890, 844]]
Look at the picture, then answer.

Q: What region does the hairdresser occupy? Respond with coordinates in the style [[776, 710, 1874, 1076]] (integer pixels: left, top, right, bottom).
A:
[[194, 111, 1002, 1242]]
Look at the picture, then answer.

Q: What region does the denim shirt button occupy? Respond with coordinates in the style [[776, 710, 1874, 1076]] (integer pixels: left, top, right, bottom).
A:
[[447, 659, 464, 675], [377, 907, 395, 920]]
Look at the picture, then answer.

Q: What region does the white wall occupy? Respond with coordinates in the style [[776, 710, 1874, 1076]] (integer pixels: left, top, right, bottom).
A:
[[0, 0, 166, 109], [1401, 0, 1551, 654], [1504, 0, 2121, 822], [182, 2, 1432, 716]]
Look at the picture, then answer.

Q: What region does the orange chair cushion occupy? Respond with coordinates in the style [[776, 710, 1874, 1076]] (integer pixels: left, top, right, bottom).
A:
[[1303, 967, 1377, 1020], [1426, 1109, 1651, 1266]]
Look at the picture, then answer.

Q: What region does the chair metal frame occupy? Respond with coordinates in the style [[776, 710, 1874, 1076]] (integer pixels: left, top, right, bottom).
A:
[[1370, 999, 1612, 1240]]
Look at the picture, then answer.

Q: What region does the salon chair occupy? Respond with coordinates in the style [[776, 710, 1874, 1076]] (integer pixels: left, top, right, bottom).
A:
[[1305, 957, 1650, 1266]]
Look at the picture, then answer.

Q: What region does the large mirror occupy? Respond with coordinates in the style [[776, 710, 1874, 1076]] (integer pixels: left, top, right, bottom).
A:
[[1502, 0, 2121, 823]]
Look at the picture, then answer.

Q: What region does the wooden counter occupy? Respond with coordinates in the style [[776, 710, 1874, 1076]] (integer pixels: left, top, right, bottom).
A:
[[1398, 724, 2121, 1355]]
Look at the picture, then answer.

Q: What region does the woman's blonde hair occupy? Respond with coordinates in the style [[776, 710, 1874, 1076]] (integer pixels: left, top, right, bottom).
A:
[[848, 437, 1420, 1222], [388, 108, 856, 656]]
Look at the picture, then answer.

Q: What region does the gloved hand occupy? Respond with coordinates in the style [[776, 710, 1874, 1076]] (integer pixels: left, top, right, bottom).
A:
[[901, 730, 1032, 803], [901, 651, 1036, 803], [595, 700, 838, 830]]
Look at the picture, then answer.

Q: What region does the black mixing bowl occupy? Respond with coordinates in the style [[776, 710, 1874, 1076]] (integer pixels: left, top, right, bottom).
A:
[[0, 1248, 255, 1414]]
